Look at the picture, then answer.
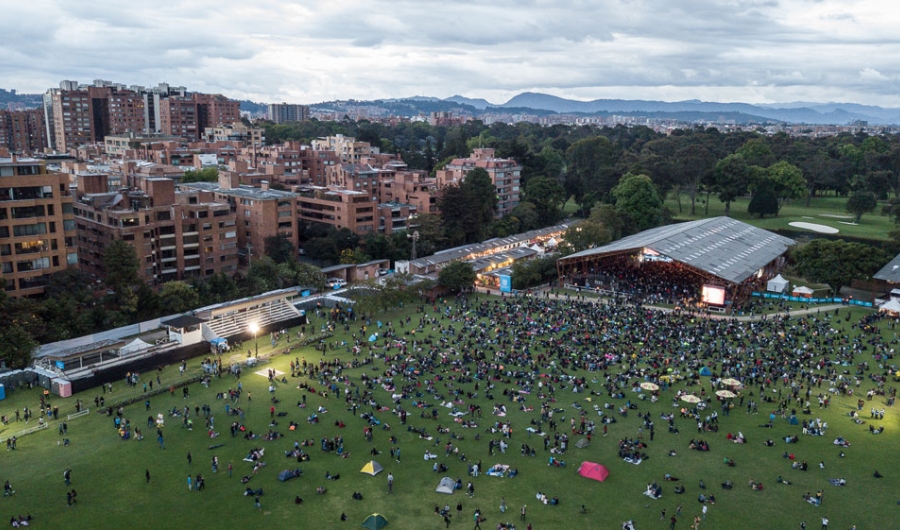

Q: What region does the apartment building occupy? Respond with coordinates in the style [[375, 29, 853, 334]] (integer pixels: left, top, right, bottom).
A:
[[182, 181, 299, 265], [267, 103, 310, 124], [159, 93, 240, 141], [379, 167, 441, 215], [311, 134, 379, 164], [203, 123, 264, 148], [435, 148, 521, 218], [295, 186, 378, 235], [0, 157, 77, 297], [0, 109, 48, 155], [73, 175, 238, 284]]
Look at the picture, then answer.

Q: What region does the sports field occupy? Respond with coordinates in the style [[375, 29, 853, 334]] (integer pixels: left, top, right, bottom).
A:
[[0, 293, 896, 530]]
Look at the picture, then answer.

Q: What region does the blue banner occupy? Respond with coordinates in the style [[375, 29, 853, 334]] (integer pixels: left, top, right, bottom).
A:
[[750, 292, 873, 308], [499, 275, 512, 293]]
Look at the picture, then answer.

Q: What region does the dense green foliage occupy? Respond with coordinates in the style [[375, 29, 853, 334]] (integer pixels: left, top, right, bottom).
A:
[[790, 239, 887, 295], [437, 261, 477, 292]]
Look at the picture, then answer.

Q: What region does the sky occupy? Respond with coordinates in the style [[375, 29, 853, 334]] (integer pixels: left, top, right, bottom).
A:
[[4, 0, 900, 107]]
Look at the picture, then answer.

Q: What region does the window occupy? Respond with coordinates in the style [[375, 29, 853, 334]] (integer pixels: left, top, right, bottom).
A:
[[13, 223, 47, 237]]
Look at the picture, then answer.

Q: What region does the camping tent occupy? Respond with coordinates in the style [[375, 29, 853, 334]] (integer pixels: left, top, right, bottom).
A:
[[766, 274, 789, 293], [577, 461, 609, 482], [699, 366, 712, 376], [119, 338, 152, 355], [362, 513, 388, 530], [278, 469, 301, 482], [360, 460, 384, 476], [879, 298, 900, 314], [435, 477, 455, 494], [792, 286, 815, 298], [575, 438, 590, 449]]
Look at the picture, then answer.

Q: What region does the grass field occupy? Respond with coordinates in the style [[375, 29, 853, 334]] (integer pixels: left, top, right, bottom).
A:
[[667, 193, 894, 242], [0, 294, 897, 530]]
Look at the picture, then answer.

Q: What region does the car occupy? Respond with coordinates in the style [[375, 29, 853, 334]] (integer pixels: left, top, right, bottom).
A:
[[326, 278, 346, 288], [377, 269, 391, 277]]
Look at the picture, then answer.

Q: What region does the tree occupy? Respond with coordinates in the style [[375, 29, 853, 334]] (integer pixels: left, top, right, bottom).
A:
[[559, 220, 611, 255], [674, 143, 716, 215], [103, 239, 141, 316], [611, 173, 664, 234], [158, 281, 200, 314], [0, 324, 37, 369], [265, 234, 297, 264], [182, 167, 219, 183], [791, 239, 886, 296], [437, 261, 476, 293], [523, 176, 566, 225], [339, 248, 358, 264], [713, 154, 750, 216], [736, 137, 775, 167], [438, 168, 496, 245], [747, 180, 778, 218], [765, 161, 806, 212], [565, 136, 619, 214], [845, 191, 877, 223]]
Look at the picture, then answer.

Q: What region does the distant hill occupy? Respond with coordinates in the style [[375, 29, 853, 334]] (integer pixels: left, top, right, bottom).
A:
[[0, 88, 43, 109], [499, 92, 900, 125], [239, 100, 268, 115], [444, 95, 493, 110]]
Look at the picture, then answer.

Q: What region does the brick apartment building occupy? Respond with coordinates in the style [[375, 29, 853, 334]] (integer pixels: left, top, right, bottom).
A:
[[311, 134, 379, 164], [203, 123, 265, 148], [0, 157, 77, 297], [436, 148, 521, 218], [181, 180, 299, 265], [43, 80, 234, 152], [159, 94, 240, 142], [74, 174, 238, 284], [0, 109, 49, 155]]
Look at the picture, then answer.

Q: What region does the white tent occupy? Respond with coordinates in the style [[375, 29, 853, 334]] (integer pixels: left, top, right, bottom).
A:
[[119, 338, 152, 355], [879, 298, 900, 314], [546, 237, 559, 248], [435, 477, 455, 494], [792, 286, 815, 297], [766, 274, 789, 293]]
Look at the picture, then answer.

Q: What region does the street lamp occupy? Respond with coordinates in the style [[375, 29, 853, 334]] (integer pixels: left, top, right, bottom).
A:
[[249, 323, 259, 358], [407, 230, 420, 260]]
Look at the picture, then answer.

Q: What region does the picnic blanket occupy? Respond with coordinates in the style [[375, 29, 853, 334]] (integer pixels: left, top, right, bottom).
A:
[[828, 478, 846, 486]]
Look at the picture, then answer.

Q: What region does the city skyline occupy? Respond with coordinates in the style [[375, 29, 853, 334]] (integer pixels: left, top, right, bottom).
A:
[[3, 0, 900, 107]]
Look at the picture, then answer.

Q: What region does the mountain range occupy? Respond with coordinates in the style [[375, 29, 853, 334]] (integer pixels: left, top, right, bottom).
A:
[[438, 92, 900, 125]]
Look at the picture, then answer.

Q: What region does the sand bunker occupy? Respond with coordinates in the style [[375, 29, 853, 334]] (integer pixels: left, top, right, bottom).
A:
[[820, 214, 854, 219], [788, 222, 839, 234]]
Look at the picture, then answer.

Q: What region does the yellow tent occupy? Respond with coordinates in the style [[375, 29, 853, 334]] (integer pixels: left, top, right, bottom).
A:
[[360, 460, 384, 476]]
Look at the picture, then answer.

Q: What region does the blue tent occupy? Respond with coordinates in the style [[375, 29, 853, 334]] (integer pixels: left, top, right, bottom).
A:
[[699, 367, 712, 376], [368, 334, 378, 342]]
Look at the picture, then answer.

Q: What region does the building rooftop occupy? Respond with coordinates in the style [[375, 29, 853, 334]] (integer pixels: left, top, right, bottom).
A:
[[561, 217, 795, 285]]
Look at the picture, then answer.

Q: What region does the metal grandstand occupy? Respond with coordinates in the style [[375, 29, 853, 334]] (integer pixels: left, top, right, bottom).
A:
[[557, 217, 795, 305]]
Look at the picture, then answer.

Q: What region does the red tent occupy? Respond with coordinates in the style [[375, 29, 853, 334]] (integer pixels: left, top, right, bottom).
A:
[[578, 461, 609, 482]]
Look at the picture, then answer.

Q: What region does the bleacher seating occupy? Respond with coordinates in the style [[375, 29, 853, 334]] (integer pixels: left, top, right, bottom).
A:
[[204, 299, 303, 341]]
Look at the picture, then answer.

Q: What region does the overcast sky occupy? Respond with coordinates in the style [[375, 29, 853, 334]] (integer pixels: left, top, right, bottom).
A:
[[4, 0, 899, 107]]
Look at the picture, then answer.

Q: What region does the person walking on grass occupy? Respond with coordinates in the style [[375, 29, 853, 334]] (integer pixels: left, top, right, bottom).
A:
[[145, 469, 150, 483], [387, 473, 394, 495]]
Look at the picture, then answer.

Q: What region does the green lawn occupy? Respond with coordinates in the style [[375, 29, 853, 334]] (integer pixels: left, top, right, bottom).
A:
[[667, 193, 894, 242], [0, 295, 897, 530]]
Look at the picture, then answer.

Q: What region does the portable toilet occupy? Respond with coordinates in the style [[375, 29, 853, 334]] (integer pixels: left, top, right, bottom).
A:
[[0, 384, 5, 400]]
